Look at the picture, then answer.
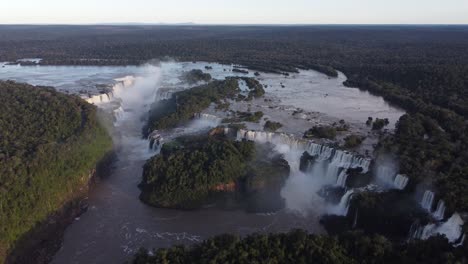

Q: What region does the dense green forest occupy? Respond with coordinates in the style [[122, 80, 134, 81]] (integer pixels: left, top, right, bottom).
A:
[[140, 134, 289, 211], [132, 229, 467, 264], [140, 135, 256, 208], [0, 81, 112, 262]]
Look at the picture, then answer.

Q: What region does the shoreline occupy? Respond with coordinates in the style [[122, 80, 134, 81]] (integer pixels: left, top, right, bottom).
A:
[[5, 152, 116, 264]]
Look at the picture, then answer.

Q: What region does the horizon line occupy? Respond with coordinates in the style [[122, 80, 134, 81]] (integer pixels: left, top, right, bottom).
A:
[[1, 22, 468, 27]]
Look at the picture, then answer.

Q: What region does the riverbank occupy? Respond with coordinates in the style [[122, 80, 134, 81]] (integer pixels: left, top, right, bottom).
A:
[[5, 152, 115, 264]]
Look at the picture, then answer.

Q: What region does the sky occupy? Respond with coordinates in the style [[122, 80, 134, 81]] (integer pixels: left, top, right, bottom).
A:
[[1, 0, 467, 25]]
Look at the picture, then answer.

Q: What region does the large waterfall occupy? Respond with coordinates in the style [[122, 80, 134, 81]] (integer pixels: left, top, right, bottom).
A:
[[412, 213, 465, 243], [408, 189, 464, 244], [84, 76, 136, 106], [234, 129, 371, 215], [236, 129, 371, 174]]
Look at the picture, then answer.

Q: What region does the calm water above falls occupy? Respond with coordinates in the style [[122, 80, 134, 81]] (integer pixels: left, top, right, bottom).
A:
[[0, 62, 404, 264]]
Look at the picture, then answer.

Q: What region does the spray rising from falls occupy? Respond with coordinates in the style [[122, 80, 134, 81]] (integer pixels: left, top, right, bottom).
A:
[[236, 129, 371, 173], [411, 213, 464, 243], [234, 129, 371, 215], [82, 64, 163, 159], [375, 164, 409, 190]]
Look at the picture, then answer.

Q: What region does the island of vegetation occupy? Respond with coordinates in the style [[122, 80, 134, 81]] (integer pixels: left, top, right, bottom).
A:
[[144, 76, 265, 136], [182, 69, 212, 84], [0, 81, 112, 263], [263, 120, 283, 132], [139, 133, 289, 211]]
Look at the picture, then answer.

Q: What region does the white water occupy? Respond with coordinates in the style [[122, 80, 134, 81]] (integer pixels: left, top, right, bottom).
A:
[[418, 213, 464, 243], [234, 129, 371, 216], [421, 190, 435, 212], [330, 190, 354, 216], [375, 163, 409, 190], [336, 171, 348, 187], [236, 129, 371, 173], [433, 200, 446, 221]]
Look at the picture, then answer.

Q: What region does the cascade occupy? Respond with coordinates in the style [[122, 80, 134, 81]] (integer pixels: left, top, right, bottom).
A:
[[148, 130, 163, 151], [418, 213, 465, 243], [409, 221, 422, 240], [332, 189, 354, 216], [336, 170, 348, 187], [376, 166, 396, 186], [421, 190, 435, 211], [84, 75, 136, 105], [236, 129, 371, 173], [433, 200, 446, 220], [393, 174, 409, 190]]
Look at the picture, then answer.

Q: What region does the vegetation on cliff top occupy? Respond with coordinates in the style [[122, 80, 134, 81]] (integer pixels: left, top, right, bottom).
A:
[[139, 135, 256, 208], [139, 134, 289, 210], [0, 81, 112, 261], [182, 69, 212, 84], [132, 229, 467, 264]]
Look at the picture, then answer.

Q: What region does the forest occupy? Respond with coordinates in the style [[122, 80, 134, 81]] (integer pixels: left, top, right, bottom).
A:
[[140, 135, 256, 208], [0, 81, 112, 262], [132, 229, 467, 264], [140, 134, 289, 211]]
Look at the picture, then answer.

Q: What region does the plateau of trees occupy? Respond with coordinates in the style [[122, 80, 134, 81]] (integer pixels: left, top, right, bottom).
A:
[[139, 134, 289, 211], [304, 125, 337, 140], [182, 69, 212, 84], [132, 229, 467, 264], [264, 120, 283, 132], [0, 81, 112, 262]]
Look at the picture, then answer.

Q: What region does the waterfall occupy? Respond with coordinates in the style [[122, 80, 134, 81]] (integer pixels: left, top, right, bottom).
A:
[[84, 76, 136, 105], [336, 170, 348, 187], [148, 130, 163, 151], [235, 129, 372, 215], [433, 200, 446, 220], [236, 129, 371, 173], [331, 189, 354, 216], [417, 213, 465, 243], [376, 166, 396, 186], [393, 174, 409, 190], [114, 106, 125, 122], [409, 221, 422, 240], [421, 190, 435, 211]]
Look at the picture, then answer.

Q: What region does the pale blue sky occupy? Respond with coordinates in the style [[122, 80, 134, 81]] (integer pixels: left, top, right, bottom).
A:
[[1, 0, 467, 24]]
